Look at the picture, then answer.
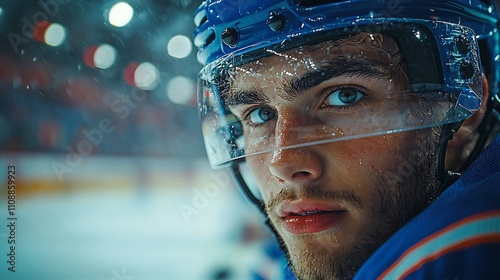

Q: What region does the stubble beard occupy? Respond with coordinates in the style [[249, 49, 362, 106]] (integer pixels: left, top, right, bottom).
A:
[[264, 133, 441, 280]]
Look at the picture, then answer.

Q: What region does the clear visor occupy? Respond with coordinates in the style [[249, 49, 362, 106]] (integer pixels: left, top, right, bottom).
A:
[[199, 22, 482, 168]]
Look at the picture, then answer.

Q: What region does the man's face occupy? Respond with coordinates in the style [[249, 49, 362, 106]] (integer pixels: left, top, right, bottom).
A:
[[226, 34, 440, 279]]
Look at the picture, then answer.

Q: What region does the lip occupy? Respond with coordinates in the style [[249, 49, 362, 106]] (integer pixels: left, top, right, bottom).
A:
[[277, 199, 347, 234]]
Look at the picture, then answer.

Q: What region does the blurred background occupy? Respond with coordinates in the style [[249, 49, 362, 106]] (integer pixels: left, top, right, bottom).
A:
[[0, 0, 286, 279]]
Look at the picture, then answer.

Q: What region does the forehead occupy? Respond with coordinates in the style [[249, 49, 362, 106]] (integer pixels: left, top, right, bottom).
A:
[[233, 33, 402, 81]]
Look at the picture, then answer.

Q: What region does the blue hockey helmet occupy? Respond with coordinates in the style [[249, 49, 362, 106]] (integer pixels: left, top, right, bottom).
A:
[[194, 0, 499, 167]]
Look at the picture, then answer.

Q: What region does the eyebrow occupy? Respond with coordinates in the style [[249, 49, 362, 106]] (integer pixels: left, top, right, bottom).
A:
[[225, 56, 397, 106], [225, 87, 269, 106]]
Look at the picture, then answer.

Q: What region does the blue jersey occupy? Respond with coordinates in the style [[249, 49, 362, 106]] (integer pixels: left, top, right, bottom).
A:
[[355, 135, 500, 279]]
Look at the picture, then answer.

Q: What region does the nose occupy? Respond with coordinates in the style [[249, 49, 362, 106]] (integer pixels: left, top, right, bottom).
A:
[[269, 148, 323, 184], [269, 111, 323, 183]]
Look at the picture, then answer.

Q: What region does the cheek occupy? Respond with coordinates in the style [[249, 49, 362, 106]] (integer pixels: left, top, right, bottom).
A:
[[246, 155, 275, 201], [330, 134, 416, 185]]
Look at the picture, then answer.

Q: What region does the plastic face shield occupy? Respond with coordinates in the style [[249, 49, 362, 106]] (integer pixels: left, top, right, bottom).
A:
[[198, 22, 483, 169]]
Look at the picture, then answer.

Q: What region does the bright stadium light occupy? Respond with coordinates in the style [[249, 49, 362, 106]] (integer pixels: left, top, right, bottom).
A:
[[109, 2, 134, 27]]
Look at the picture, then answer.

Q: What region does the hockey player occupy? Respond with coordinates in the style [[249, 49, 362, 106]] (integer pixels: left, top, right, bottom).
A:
[[193, 0, 500, 278]]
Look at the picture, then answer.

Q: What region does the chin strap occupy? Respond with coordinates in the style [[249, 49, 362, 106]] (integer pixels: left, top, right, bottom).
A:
[[458, 90, 500, 173], [230, 162, 285, 244], [436, 121, 463, 193], [436, 89, 500, 193], [230, 162, 266, 214]]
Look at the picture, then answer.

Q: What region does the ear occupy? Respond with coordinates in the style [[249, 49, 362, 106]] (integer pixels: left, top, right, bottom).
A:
[[445, 74, 489, 171]]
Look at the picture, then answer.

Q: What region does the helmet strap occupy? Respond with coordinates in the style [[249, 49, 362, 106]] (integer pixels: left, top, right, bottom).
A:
[[457, 89, 500, 173], [230, 162, 284, 242], [436, 121, 463, 193], [230, 161, 266, 214], [436, 87, 500, 194]]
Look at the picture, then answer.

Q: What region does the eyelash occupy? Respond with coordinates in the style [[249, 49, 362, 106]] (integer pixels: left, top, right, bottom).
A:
[[241, 105, 276, 127], [320, 85, 369, 111]]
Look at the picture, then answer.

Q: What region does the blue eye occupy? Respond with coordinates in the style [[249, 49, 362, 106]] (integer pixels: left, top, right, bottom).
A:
[[248, 107, 276, 125], [326, 88, 364, 106]]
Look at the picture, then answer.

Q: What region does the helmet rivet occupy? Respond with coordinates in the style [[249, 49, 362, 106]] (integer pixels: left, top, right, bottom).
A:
[[460, 61, 475, 79], [221, 28, 238, 47], [455, 35, 471, 55], [268, 12, 286, 32]]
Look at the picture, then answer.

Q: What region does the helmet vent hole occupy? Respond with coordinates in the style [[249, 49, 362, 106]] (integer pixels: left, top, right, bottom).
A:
[[198, 15, 208, 27], [460, 61, 475, 79], [455, 35, 471, 55], [206, 31, 216, 46], [268, 13, 286, 31], [222, 28, 238, 47]]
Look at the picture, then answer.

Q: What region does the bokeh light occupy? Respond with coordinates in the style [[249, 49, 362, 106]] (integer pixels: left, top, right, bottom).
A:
[[108, 2, 134, 27], [124, 62, 139, 86], [94, 44, 117, 69], [135, 62, 159, 90], [44, 23, 66, 47], [33, 21, 51, 43], [167, 35, 193, 59], [83, 44, 117, 69], [83, 45, 98, 68], [167, 75, 195, 105]]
